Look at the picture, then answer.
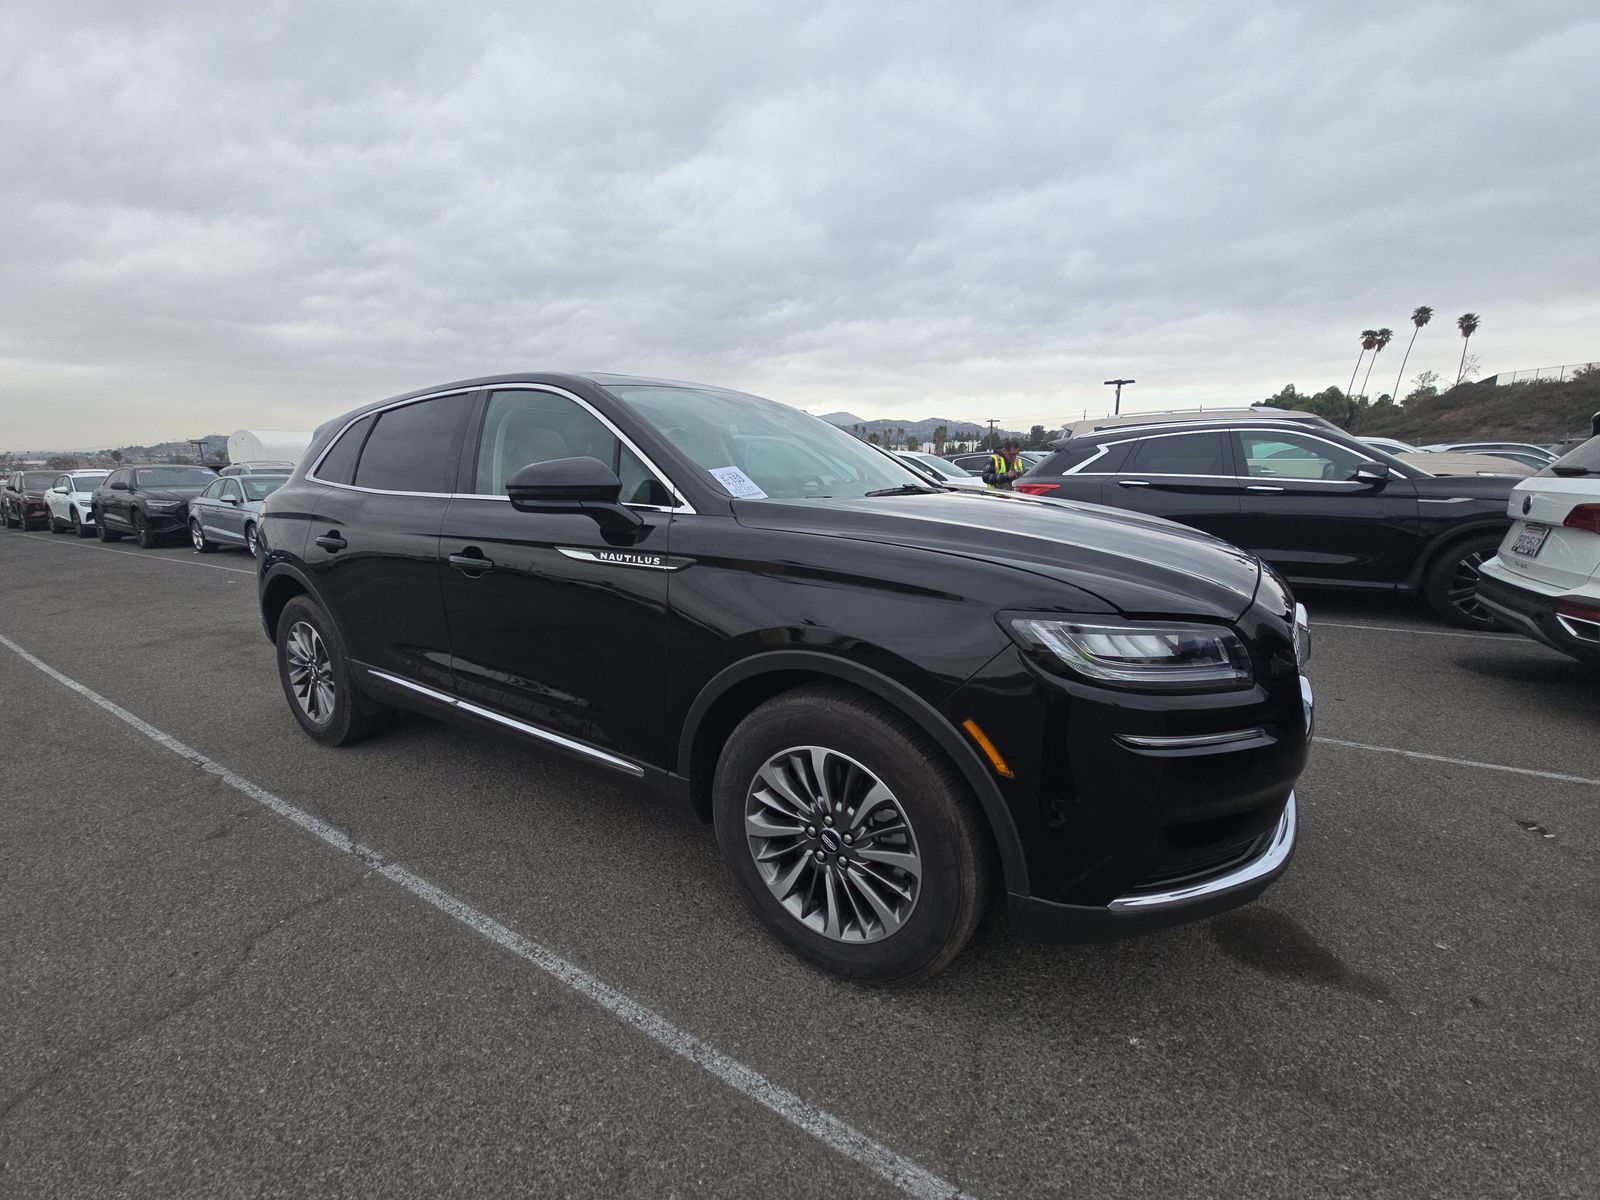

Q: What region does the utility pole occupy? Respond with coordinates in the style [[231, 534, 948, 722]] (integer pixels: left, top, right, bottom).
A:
[[986, 418, 997, 450], [1104, 379, 1135, 415]]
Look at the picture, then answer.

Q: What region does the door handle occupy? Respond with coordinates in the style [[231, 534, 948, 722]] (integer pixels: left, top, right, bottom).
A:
[[1117, 479, 1151, 488], [315, 531, 348, 551], [448, 551, 495, 574], [1246, 484, 1285, 493]]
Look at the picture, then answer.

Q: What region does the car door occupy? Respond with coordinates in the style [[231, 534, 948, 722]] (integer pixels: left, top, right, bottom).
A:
[[301, 389, 474, 696], [1105, 429, 1244, 540], [49, 475, 71, 523], [437, 386, 678, 769], [102, 469, 133, 528], [215, 478, 246, 542], [193, 478, 224, 539], [1227, 428, 1421, 586]]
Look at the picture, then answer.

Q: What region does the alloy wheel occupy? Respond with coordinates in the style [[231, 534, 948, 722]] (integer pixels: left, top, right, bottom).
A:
[[744, 746, 922, 943], [285, 621, 336, 723], [245, 524, 259, 557], [1446, 549, 1492, 624], [190, 520, 205, 551]]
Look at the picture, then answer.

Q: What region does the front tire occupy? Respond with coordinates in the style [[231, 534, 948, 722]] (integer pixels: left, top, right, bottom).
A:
[[133, 511, 156, 548], [712, 684, 993, 984], [73, 511, 93, 538], [275, 596, 393, 746], [1423, 532, 1507, 630]]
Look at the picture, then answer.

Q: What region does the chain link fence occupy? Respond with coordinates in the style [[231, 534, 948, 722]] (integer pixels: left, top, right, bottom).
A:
[[1488, 362, 1598, 385]]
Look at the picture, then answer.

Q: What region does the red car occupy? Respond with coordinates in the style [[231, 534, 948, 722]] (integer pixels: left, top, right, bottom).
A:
[[2, 471, 57, 531]]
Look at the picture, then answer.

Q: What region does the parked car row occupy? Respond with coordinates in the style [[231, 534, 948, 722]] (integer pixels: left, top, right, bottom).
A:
[[3, 464, 287, 555]]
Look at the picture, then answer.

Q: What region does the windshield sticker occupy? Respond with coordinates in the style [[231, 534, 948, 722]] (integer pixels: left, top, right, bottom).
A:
[[708, 466, 768, 499]]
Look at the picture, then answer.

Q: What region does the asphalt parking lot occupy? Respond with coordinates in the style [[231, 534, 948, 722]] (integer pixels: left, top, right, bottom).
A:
[[2, 527, 1596, 1199]]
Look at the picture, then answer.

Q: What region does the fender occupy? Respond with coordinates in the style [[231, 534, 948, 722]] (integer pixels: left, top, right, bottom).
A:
[[1404, 516, 1512, 590], [679, 649, 1029, 895], [258, 559, 346, 646]]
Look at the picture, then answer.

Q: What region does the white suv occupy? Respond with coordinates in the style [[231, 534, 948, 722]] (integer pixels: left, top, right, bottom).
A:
[[1477, 414, 1600, 664]]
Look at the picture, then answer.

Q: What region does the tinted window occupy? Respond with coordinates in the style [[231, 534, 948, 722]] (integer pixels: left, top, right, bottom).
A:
[[316, 415, 374, 485], [242, 477, 284, 501], [474, 390, 620, 495], [201, 480, 226, 499], [355, 397, 466, 492], [1125, 432, 1229, 475], [1237, 431, 1367, 480], [1551, 435, 1600, 474], [221, 480, 243, 501], [21, 472, 56, 489], [71, 474, 107, 491], [133, 467, 215, 487]]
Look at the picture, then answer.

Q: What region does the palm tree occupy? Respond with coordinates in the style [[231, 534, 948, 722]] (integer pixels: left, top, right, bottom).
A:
[[1455, 313, 1480, 385], [933, 425, 948, 454], [1359, 327, 1394, 399], [1390, 306, 1433, 402], [1347, 329, 1379, 399]]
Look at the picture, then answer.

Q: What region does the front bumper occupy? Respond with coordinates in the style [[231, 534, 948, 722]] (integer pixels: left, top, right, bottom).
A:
[[1477, 571, 1600, 666], [141, 508, 188, 533], [1008, 791, 1297, 942]]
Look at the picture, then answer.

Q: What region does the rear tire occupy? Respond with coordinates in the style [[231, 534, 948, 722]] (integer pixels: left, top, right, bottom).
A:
[[1423, 531, 1507, 630], [712, 684, 993, 984], [245, 522, 260, 559], [190, 518, 215, 553], [275, 596, 393, 746]]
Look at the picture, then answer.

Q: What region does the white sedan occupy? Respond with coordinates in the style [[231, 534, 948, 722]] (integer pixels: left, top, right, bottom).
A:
[[892, 451, 989, 491], [45, 470, 109, 537], [1477, 415, 1600, 665]]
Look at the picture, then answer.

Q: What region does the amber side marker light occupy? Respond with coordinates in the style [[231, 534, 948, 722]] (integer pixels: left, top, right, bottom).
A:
[[962, 718, 1015, 778]]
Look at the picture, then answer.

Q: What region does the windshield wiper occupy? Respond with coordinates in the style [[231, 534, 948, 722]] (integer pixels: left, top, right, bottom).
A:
[[864, 484, 941, 497]]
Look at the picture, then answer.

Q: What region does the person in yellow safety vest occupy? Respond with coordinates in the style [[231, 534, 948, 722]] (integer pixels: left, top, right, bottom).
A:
[[983, 439, 1027, 490]]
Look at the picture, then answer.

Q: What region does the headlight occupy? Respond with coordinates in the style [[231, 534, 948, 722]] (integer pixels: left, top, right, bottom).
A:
[[1293, 602, 1311, 667], [1008, 617, 1253, 689]]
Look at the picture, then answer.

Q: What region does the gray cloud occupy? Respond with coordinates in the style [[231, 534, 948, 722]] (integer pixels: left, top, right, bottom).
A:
[[2, 0, 1597, 448]]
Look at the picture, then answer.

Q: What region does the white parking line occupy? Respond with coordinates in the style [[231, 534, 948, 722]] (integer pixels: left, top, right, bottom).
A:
[[7, 531, 255, 575], [1317, 737, 1600, 786], [1314, 621, 1519, 641], [0, 631, 973, 1200]]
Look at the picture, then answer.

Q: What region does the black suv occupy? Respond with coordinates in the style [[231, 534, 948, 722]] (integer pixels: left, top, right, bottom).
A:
[[258, 373, 1312, 982], [2, 471, 57, 530], [90, 465, 219, 547], [1019, 417, 1515, 627]]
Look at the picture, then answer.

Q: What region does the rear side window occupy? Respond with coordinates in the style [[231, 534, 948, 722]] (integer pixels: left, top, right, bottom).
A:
[[1125, 432, 1230, 475], [315, 416, 374, 485], [355, 397, 467, 493]]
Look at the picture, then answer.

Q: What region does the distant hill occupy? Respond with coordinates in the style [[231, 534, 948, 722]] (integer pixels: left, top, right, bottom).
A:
[[1358, 376, 1598, 444], [819, 413, 1013, 443]]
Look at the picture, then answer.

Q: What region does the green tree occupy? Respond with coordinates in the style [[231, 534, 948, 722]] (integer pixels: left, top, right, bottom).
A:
[[905, 435, 920, 452], [1391, 306, 1432, 404], [45, 455, 77, 470], [1258, 384, 1302, 409], [174, 454, 192, 464], [110, 449, 123, 463], [1027, 424, 1048, 448], [932, 424, 948, 454], [1455, 313, 1480, 385], [1358, 328, 1393, 399], [867, 432, 881, 445], [1406, 369, 1441, 402], [1347, 329, 1379, 399]]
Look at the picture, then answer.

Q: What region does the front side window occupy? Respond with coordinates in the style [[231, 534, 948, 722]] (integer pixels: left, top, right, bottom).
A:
[[201, 480, 226, 499], [242, 477, 284, 501], [474, 390, 621, 495], [617, 385, 923, 500], [1236, 431, 1367, 481], [221, 480, 244, 501], [1124, 432, 1229, 476], [353, 396, 467, 493]]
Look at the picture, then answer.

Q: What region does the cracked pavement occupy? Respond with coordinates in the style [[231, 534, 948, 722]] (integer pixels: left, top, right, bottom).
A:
[[2, 529, 1598, 1199]]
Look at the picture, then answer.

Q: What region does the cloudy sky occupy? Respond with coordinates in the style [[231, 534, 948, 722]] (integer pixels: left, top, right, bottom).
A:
[[3, 0, 1596, 450]]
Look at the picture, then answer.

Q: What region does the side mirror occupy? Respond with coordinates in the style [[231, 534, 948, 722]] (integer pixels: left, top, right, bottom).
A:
[[1353, 461, 1389, 486], [110, 480, 129, 491], [506, 456, 644, 536]]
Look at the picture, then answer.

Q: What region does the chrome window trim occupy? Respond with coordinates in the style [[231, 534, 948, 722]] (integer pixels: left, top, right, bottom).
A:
[[306, 383, 696, 515], [366, 668, 645, 776], [1064, 424, 1415, 481]]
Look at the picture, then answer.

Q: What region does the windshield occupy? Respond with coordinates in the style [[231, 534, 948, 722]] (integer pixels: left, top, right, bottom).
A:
[[69, 474, 107, 491], [617, 385, 927, 500], [242, 477, 285, 501], [21, 472, 55, 489], [1549, 434, 1600, 475], [904, 453, 962, 479], [134, 467, 216, 487]]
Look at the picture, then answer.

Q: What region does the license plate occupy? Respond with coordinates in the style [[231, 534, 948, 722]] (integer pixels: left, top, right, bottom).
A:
[[1511, 523, 1550, 558]]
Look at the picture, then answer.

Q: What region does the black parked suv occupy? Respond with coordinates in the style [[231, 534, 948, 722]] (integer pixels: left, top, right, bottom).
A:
[[90, 465, 219, 547], [258, 373, 1312, 982], [2, 471, 57, 530], [1018, 416, 1516, 628]]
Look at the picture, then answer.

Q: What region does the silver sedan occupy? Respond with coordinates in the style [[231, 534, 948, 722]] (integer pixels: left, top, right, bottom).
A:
[[188, 474, 285, 557]]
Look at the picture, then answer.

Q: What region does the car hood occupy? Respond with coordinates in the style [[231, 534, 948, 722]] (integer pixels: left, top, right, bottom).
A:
[[734, 490, 1263, 620], [1402, 452, 1534, 478]]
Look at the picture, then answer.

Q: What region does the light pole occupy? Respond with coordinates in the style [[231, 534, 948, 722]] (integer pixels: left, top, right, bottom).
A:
[[1104, 379, 1135, 415]]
